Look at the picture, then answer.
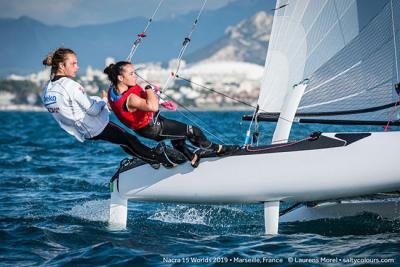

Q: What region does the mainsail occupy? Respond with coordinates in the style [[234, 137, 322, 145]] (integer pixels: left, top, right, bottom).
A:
[[257, 0, 400, 125]]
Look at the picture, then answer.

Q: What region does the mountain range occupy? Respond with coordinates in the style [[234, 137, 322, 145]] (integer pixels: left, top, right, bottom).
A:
[[186, 11, 273, 65], [0, 0, 275, 77]]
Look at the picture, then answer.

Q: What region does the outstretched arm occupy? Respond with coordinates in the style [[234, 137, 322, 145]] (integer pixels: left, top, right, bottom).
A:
[[73, 84, 107, 116]]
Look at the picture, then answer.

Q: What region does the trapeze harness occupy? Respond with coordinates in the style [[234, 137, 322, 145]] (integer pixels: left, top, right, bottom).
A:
[[108, 84, 154, 130]]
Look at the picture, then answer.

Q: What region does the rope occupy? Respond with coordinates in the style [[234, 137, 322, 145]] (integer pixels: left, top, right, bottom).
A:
[[384, 92, 400, 131], [126, 0, 165, 62], [134, 71, 228, 144], [252, 113, 260, 146], [243, 105, 259, 146], [159, 0, 208, 95], [114, 0, 229, 145], [171, 108, 227, 144], [123, 0, 237, 145], [175, 74, 264, 110], [154, 0, 207, 124], [245, 135, 317, 152]]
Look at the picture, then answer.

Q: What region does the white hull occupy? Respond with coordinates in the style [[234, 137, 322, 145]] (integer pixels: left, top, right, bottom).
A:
[[281, 198, 400, 222], [112, 132, 400, 203]]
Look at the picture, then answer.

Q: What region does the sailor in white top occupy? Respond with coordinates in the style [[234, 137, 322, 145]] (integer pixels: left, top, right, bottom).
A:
[[41, 47, 185, 168], [42, 76, 109, 141]]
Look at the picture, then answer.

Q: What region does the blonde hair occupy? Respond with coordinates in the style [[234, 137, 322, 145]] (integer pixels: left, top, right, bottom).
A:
[[42, 47, 75, 78]]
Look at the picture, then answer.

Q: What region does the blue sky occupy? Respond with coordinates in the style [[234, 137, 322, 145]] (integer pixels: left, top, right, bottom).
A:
[[0, 0, 235, 26]]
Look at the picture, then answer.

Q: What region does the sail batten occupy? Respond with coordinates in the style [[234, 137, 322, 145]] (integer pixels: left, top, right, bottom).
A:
[[303, 61, 361, 97], [299, 0, 400, 123], [258, 0, 400, 125], [258, 0, 359, 113]]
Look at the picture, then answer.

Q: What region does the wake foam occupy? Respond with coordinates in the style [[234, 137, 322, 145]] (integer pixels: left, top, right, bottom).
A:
[[149, 205, 209, 225], [66, 199, 110, 222], [148, 205, 247, 226]]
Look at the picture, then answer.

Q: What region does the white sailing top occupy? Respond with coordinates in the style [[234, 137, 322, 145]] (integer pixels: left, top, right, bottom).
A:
[[42, 77, 109, 142]]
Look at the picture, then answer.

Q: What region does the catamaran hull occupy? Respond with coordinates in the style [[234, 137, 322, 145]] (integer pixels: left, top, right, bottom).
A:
[[112, 132, 400, 204], [280, 198, 400, 222]]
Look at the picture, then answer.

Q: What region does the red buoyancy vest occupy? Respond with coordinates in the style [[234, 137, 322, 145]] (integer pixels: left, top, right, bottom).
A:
[[108, 84, 154, 130]]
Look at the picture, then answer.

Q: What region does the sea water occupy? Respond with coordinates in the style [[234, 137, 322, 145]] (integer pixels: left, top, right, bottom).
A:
[[1, 111, 399, 266]]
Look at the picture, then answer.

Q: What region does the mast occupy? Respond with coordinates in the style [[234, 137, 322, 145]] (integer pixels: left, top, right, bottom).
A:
[[257, 0, 360, 234]]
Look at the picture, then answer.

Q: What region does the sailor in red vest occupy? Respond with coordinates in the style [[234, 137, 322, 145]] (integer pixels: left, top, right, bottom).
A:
[[104, 61, 238, 167]]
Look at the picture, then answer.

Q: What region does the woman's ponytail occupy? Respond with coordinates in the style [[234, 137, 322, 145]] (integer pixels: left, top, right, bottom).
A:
[[42, 47, 75, 78], [103, 61, 130, 86]]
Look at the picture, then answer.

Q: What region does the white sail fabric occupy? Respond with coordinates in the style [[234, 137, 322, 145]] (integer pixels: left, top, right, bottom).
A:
[[297, 0, 400, 123], [258, 0, 360, 112], [258, 0, 400, 125]]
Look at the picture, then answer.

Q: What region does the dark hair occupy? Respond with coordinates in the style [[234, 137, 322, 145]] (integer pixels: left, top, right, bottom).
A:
[[103, 61, 131, 86], [42, 47, 76, 78]]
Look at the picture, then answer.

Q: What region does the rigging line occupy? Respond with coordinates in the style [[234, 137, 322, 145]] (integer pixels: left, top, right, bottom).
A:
[[106, 1, 164, 104], [244, 105, 259, 146], [159, 0, 208, 95], [126, 0, 165, 62], [186, 0, 208, 42], [175, 74, 265, 111], [246, 135, 314, 152], [155, 0, 207, 124], [134, 71, 228, 144], [390, 0, 399, 82], [252, 106, 260, 146], [169, 106, 227, 144], [384, 92, 400, 132], [157, 94, 227, 144]]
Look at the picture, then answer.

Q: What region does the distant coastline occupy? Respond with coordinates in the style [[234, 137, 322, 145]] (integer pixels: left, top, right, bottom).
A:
[[0, 104, 45, 112], [0, 104, 251, 113]]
